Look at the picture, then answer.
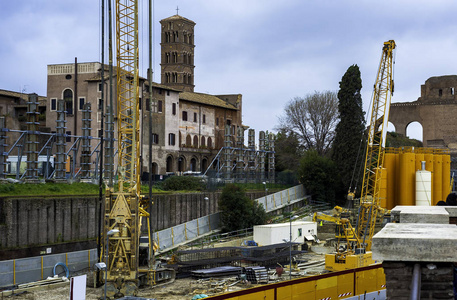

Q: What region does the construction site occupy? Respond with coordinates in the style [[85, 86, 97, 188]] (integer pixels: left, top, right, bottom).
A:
[[2, 1, 457, 300]]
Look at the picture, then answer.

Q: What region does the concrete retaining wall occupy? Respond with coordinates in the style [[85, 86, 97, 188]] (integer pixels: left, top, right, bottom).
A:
[[0, 191, 266, 252], [0, 196, 100, 250]]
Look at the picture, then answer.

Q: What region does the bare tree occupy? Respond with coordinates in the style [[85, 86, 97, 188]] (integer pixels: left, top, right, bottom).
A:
[[277, 91, 338, 156]]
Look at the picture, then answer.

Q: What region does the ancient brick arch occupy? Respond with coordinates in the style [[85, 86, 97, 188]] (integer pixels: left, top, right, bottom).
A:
[[389, 103, 422, 137], [389, 75, 457, 148]]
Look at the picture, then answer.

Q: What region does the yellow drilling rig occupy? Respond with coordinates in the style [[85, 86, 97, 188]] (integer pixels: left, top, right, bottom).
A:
[[100, 1, 174, 297]]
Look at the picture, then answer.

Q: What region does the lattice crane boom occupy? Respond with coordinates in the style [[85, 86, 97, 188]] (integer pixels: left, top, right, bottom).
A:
[[101, 0, 156, 296], [356, 40, 396, 251]]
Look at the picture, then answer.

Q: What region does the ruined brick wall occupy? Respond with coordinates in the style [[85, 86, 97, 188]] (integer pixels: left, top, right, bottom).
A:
[[383, 261, 454, 299], [390, 75, 457, 149]]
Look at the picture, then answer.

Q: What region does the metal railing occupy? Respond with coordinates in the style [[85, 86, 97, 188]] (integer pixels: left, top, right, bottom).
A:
[[153, 185, 310, 253]]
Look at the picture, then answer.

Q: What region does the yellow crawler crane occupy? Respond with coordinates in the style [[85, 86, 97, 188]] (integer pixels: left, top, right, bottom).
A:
[[101, 1, 174, 296], [325, 40, 396, 272]]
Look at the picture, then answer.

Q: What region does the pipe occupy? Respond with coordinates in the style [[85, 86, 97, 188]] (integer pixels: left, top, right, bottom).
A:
[[148, 0, 154, 271], [410, 263, 421, 300], [53, 262, 70, 278], [97, 0, 106, 288], [74, 57, 78, 141]]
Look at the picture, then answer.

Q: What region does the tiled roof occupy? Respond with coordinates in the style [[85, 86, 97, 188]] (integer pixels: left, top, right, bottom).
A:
[[179, 92, 239, 110], [160, 14, 195, 25], [0, 89, 46, 103], [146, 82, 182, 92]]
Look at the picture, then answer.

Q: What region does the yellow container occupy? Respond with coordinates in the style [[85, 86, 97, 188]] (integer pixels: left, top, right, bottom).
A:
[[398, 152, 416, 205], [442, 154, 451, 198], [384, 153, 396, 210], [394, 152, 401, 207], [433, 155, 443, 205], [424, 153, 434, 173]]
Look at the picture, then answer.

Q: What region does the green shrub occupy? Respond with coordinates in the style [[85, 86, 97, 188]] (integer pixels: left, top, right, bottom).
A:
[[219, 184, 267, 232], [298, 150, 337, 204], [277, 170, 298, 185], [161, 176, 205, 191]]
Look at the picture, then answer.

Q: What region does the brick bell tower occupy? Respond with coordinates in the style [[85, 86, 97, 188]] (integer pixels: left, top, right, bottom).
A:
[[160, 14, 195, 92]]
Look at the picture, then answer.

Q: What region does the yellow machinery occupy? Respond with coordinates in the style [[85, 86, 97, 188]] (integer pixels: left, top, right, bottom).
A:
[[313, 211, 356, 240], [101, 0, 174, 296], [325, 40, 396, 272]]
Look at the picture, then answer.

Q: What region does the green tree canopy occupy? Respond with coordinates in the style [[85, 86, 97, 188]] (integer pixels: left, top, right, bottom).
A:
[[332, 65, 365, 201], [274, 129, 303, 173], [218, 184, 267, 232], [298, 150, 336, 203]]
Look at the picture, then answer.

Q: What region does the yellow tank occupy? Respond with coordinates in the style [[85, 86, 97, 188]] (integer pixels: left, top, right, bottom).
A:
[[424, 153, 434, 173], [384, 153, 396, 210], [442, 154, 451, 199], [380, 147, 450, 208], [433, 155, 443, 205], [398, 152, 416, 206], [394, 151, 401, 207]]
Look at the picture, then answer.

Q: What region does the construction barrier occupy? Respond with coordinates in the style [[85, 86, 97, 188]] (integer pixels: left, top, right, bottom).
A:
[[206, 264, 386, 300], [0, 249, 97, 288]]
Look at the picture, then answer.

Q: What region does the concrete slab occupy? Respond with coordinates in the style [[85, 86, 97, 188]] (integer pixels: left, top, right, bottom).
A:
[[372, 223, 457, 262], [391, 205, 449, 224], [444, 206, 457, 218]]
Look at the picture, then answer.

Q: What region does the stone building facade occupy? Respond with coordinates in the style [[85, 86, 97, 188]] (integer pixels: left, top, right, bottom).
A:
[[44, 14, 243, 176], [0, 89, 47, 155]]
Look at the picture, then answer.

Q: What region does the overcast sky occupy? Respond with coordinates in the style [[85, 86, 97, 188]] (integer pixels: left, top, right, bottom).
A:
[[2, 1, 457, 141]]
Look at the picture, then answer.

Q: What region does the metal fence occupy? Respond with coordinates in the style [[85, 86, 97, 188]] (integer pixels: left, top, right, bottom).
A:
[[0, 249, 97, 288], [257, 184, 306, 212], [154, 213, 220, 253]]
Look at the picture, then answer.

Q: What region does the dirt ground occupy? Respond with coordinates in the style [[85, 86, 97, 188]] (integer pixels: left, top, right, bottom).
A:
[[7, 277, 273, 300], [10, 277, 223, 300]]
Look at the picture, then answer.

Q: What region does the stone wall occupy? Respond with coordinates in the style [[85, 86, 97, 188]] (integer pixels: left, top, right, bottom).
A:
[[372, 206, 457, 300], [0, 191, 265, 253], [383, 261, 454, 300]]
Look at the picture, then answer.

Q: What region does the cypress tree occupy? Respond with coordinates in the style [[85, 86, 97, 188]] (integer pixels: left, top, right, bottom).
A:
[[332, 65, 365, 202]]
